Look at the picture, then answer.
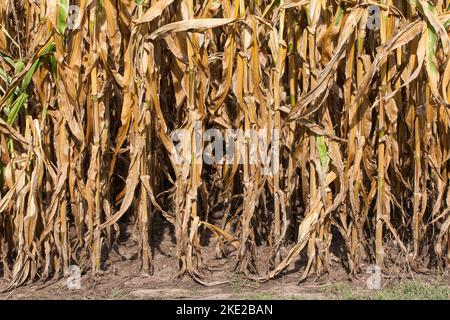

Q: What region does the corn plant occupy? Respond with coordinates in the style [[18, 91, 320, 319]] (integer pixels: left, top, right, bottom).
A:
[[0, 0, 449, 289]]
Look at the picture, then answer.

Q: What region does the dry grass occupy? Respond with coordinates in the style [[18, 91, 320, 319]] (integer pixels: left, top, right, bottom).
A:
[[0, 0, 449, 290]]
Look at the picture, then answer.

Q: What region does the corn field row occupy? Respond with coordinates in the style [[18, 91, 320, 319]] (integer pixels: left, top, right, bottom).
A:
[[0, 0, 449, 289]]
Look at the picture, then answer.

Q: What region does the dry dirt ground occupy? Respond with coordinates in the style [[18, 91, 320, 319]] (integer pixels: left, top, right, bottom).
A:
[[0, 218, 448, 300], [0, 266, 448, 300]]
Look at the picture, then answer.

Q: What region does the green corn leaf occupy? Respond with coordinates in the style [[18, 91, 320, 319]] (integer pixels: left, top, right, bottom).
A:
[[333, 5, 344, 27], [317, 135, 330, 171], [50, 54, 57, 75], [14, 60, 25, 74], [21, 59, 42, 91], [57, 0, 70, 35], [0, 51, 15, 68], [7, 92, 28, 125], [0, 68, 9, 84]]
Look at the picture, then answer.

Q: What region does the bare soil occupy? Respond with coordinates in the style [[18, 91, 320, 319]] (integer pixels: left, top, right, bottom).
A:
[[0, 218, 448, 300]]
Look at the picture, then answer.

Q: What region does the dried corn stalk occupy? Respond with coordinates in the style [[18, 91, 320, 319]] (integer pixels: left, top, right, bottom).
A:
[[0, 0, 449, 289]]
